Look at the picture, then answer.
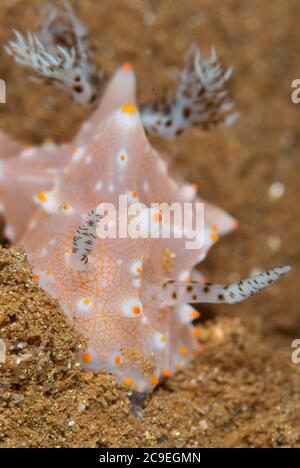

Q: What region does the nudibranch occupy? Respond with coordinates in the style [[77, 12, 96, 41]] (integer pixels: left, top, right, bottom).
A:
[[0, 2, 290, 392]]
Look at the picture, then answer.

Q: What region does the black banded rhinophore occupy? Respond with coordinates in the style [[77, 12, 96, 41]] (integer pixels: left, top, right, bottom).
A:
[[161, 266, 291, 305]]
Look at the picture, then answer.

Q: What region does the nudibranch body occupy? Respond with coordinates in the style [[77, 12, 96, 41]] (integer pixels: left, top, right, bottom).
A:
[[0, 3, 290, 392], [17, 68, 241, 392]]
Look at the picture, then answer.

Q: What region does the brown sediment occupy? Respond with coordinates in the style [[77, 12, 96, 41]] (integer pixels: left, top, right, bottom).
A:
[[120, 347, 155, 377], [0, 0, 299, 448]]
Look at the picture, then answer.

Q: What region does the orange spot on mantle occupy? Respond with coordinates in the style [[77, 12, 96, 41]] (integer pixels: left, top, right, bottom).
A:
[[121, 103, 136, 114], [189, 310, 201, 320], [179, 346, 188, 356], [210, 232, 219, 242], [114, 356, 122, 365], [82, 352, 92, 364], [132, 305, 141, 315], [123, 377, 133, 387], [122, 62, 132, 72], [151, 375, 159, 386], [162, 368, 172, 378], [37, 192, 47, 203]]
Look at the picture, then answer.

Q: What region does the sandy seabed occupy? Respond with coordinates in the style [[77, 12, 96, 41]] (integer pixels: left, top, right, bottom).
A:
[[0, 0, 299, 448]]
